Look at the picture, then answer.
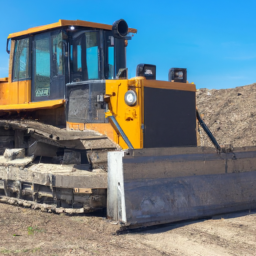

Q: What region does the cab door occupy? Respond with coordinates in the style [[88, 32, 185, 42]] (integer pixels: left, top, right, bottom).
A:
[[32, 30, 66, 102]]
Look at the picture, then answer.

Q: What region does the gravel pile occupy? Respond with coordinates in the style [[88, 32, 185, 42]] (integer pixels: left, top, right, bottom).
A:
[[197, 83, 256, 148]]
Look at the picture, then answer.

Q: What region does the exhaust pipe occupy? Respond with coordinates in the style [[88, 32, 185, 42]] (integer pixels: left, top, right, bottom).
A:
[[112, 19, 128, 38]]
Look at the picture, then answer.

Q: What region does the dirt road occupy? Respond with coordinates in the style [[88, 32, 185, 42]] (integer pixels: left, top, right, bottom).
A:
[[1, 203, 256, 256]]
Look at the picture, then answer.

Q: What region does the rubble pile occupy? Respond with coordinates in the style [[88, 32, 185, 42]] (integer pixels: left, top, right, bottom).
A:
[[197, 83, 256, 148]]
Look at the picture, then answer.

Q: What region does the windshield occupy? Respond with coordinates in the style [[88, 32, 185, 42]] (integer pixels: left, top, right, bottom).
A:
[[70, 30, 100, 82], [69, 29, 126, 83]]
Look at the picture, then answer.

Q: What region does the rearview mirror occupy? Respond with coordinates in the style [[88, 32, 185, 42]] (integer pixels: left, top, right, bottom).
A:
[[6, 38, 10, 54]]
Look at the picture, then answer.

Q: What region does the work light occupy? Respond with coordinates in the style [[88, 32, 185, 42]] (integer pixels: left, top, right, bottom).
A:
[[125, 90, 137, 106], [136, 64, 156, 80], [168, 68, 187, 83]]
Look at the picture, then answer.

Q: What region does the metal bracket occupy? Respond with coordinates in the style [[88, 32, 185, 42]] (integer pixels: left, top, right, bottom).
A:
[[73, 188, 92, 194]]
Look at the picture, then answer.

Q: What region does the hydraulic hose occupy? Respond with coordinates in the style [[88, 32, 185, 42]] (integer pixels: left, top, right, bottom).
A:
[[108, 116, 134, 149], [196, 110, 221, 152]]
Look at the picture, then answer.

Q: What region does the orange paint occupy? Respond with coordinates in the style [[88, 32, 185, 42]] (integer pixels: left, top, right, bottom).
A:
[[0, 99, 65, 111], [0, 81, 9, 105], [8, 80, 31, 104], [8, 19, 137, 39], [67, 122, 85, 131], [85, 123, 117, 142], [0, 80, 31, 105], [67, 122, 118, 142], [144, 79, 196, 92]]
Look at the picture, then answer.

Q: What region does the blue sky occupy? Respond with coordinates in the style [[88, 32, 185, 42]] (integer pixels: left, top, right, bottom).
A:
[[0, 0, 255, 89]]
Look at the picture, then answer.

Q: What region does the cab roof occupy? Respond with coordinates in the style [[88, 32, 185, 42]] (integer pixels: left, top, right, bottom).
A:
[[8, 19, 137, 39]]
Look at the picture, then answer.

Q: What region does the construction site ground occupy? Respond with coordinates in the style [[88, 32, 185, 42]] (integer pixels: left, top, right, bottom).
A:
[[1, 204, 256, 256], [1, 83, 256, 256]]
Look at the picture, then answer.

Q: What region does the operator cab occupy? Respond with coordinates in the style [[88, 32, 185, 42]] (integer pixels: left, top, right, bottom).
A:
[[9, 19, 133, 102]]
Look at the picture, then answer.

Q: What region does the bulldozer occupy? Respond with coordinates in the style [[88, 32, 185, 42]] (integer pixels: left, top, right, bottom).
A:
[[1, 19, 256, 227]]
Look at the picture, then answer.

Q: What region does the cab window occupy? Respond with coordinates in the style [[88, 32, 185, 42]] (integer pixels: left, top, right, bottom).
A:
[[32, 30, 66, 101], [86, 32, 99, 79], [52, 32, 65, 76], [70, 31, 99, 82], [13, 38, 30, 81], [34, 33, 51, 97]]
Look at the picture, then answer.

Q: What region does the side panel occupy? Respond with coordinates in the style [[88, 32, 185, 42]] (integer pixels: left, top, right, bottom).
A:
[[0, 82, 10, 105], [105, 79, 144, 149], [105, 78, 197, 150], [8, 80, 31, 104], [66, 80, 107, 123], [108, 147, 256, 227], [144, 87, 197, 148]]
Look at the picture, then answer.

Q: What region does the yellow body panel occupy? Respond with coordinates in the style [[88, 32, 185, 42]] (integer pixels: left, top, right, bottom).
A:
[[105, 78, 144, 149], [5, 80, 31, 105], [105, 77, 196, 149], [0, 81, 9, 105], [0, 80, 31, 105], [8, 19, 137, 39], [0, 99, 65, 111]]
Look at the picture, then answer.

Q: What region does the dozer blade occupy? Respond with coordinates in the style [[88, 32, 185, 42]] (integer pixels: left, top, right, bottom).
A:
[[107, 147, 256, 227]]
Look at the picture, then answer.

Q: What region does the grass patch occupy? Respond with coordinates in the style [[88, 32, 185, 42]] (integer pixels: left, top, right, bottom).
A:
[[0, 248, 40, 254], [31, 248, 41, 253], [27, 226, 45, 235], [0, 249, 11, 254]]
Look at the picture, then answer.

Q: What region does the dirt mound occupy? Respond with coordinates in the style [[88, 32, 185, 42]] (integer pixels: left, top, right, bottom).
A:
[[197, 83, 256, 148]]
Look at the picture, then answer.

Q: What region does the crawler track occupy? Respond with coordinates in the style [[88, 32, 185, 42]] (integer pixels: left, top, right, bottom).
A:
[[0, 119, 118, 212]]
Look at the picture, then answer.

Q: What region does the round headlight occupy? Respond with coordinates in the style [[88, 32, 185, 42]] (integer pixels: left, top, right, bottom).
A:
[[124, 90, 137, 106]]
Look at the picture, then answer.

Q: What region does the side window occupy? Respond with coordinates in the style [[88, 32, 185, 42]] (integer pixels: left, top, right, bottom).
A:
[[86, 32, 99, 79], [70, 35, 85, 82], [77, 45, 82, 71], [13, 38, 30, 81], [105, 34, 115, 79], [34, 33, 51, 97], [108, 46, 114, 79], [52, 32, 65, 76], [70, 31, 100, 82]]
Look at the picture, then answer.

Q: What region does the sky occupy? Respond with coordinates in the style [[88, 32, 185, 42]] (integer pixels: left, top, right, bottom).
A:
[[0, 0, 256, 89]]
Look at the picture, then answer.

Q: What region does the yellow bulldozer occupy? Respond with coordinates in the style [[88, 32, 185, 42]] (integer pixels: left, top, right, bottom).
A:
[[0, 19, 256, 227]]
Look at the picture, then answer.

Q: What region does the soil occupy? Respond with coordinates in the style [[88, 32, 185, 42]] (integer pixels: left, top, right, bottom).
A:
[[1, 83, 256, 256], [197, 83, 256, 148], [1, 204, 256, 256]]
